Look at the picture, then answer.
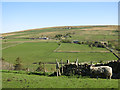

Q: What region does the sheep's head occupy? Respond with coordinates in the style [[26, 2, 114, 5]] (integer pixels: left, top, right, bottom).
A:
[[90, 65, 95, 70], [90, 65, 96, 73], [90, 65, 93, 73], [90, 65, 93, 69]]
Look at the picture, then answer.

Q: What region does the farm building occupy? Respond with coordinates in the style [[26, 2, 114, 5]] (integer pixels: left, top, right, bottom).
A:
[[73, 40, 79, 44], [0, 37, 5, 39], [0, 37, 4, 38], [39, 37, 49, 40], [100, 41, 108, 46], [29, 37, 49, 40]]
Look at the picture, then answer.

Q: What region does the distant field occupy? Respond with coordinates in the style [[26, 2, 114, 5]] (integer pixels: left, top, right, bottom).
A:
[[2, 39, 58, 43], [56, 43, 108, 52], [2, 42, 21, 48], [2, 25, 118, 41], [1, 25, 119, 88], [2, 42, 117, 70], [2, 25, 118, 72], [48, 52, 117, 63], [2, 42, 58, 64], [2, 72, 118, 88]]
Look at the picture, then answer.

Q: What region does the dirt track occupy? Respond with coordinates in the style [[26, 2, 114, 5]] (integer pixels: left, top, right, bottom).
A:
[[2, 42, 24, 50], [54, 51, 110, 53]]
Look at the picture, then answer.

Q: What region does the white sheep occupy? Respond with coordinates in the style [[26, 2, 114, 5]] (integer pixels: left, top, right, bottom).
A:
[[90, 65, 112, 79]]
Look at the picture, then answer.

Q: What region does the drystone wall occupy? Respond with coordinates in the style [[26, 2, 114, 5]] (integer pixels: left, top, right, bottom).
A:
[[56, 60, 120, 79]]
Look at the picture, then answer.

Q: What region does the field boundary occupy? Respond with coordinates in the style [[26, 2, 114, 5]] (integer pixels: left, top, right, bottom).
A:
[[54, 51, 110, 53], [54, 44, 62, 52], [2, 42, 24, 50]]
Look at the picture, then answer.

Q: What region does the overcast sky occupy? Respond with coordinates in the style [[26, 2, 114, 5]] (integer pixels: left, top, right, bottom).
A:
[[2, 2, 118, 33]]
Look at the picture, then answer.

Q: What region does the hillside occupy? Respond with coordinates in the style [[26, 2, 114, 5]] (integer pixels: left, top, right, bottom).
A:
[[2, 71, 118, 88], [1, 25, 118, 71], [1, 25, 119, 89], [2, 25, 118, 41]]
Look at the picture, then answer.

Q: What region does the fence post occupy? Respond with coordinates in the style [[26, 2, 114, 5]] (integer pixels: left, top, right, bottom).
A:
[[43, 63, 45, 72], [76, 58, 78, 67], [67, 60, 69, 64], [56, 60, 60, 76], [61, 59, 63, 74]]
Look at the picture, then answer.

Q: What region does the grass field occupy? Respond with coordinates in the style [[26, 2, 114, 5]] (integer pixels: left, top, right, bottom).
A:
[[2, 72, 118, 88], [2, 42, 117, 64], [2, 42, 22, 48], [1, 25, 119, 88], [2, 42, 58, 64], [2, 42, 117, 71], [56, 43, 108, 52]]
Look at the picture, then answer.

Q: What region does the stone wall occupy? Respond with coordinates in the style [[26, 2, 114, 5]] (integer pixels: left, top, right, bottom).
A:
[[58, 60, 120, 79]]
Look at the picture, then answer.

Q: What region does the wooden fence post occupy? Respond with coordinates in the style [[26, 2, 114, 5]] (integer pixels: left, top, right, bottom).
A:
[[67, 60, 69, 64], [43, 63, 45, 72], [61, 59, 63, 74], [56, 60, 60, 76], [76, 58, 78, 67]]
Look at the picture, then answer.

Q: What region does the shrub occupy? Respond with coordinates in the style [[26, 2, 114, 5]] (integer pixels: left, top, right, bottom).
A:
[[57, 42, 61, 46], [1, 57, 5, 61], [55, 34, 62, 39], [60, 39, 72, 43], [14, 57, 23, 70], [36, 62, 44, 72], [108, 44, 112, 48]]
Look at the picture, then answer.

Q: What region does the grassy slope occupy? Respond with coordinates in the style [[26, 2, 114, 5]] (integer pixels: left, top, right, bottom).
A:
[[1, 25, 119, 88], [2, 72, 118, 88], [2, 25, 118, 41], [2, 42, 117, 67], [2, 42, 58, 64], [48, 52, 117, 62], [2, 42, 20, 48], [56, 43, 108, 52]]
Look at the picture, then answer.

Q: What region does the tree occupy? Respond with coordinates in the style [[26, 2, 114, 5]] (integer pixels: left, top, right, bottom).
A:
[[89, 44, 93, 49], [1, 57, 4, 61], [64, 33, 72, 39], [36, 61, 44, 72], [14, 57, 22, 70], [55, 34, 62, 39], [60, 39, 72, 43]]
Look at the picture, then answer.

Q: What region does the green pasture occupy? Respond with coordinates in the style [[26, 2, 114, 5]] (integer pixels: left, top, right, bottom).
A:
[[72, 34, 118, 41], [2, 72, 118, 88], [2, 42, 20, 48], [57, 43, 108, 52], [2, 39, 32, 42], [2, 42, 58, 64], [2, 42, 117, 69], [48, 52, 117, 63], [1, 25, 119, 88], [45, 64, 56, 72], [2, 39, 58, 44], [26, 64, 56, 72]]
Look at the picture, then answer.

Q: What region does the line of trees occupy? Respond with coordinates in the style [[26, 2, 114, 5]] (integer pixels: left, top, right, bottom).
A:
[[55, 33, 72, 40]]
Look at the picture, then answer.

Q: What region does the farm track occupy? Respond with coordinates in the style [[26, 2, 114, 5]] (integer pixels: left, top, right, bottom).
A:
[[105, 47, 120, 60], [3, 40, 57, 43], [55, 51, 110, 53], [2, 42, 24, 50]]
